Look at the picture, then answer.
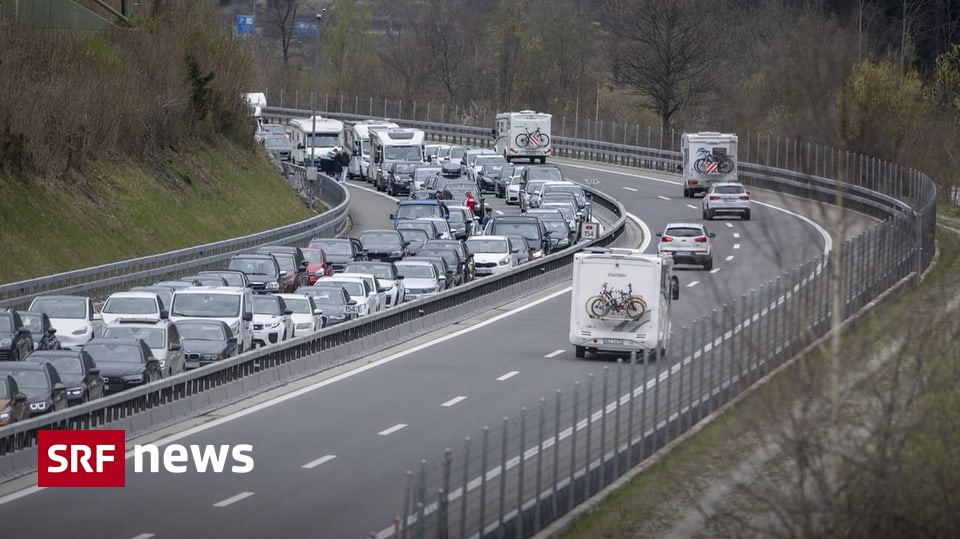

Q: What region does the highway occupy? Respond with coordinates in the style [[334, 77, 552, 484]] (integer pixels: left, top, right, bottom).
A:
[[0, 161, 837, 538]]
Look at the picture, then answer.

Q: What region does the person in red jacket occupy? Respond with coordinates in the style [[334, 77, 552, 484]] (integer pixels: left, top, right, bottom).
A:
[[465, 190, 477, 215]]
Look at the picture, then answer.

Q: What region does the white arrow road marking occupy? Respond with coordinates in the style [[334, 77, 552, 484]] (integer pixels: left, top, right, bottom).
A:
[[130, 535, 155, 539], [213, 492, 255, 508], [442, 396, 468, 407], [496, 370, 519, 381], [686, 281, 700, 288], [302, 455, 337, 469], [378, 424, 408, 436], [544, 349, 565, 358]]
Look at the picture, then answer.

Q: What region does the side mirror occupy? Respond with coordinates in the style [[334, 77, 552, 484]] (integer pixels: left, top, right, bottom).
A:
[[438, 275, 447, 282], [348, 299, 358, 306], [159, 310, 169, 320], [297, 143, 305, 150], [389, 213, 395, 220], [88, 368, 101, 375], [243, 312, 254, 322], [18, 327, 29, 335], [14, 393, 27, 402], [48, 328, 57, 335], [169, 343, 181, 351], [227, 336, 238, 344], [284, 309, 293, 316], [301, 260, 309, 267], [147, 359, 160, 369], [656, 233, 663, 237], [92, 313, 102, 321], [395, 275, 405, 280], [671, 275, 681, 301], [378, 287, 390, 293], [53, 382, 66, 392], [313, 308, 323, 315]]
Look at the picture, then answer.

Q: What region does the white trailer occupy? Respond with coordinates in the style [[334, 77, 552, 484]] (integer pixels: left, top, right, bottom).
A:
[[680, 132, 738, 198], [569, 248, 680, 359], [493, 110, 553, 164], [289, 116, 345, 171], [343, 119, 399, 180], [369, 128, 426, 185]]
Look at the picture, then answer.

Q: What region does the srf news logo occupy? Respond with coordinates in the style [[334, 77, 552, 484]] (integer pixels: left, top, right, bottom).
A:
[[38, 430, 254, 487]]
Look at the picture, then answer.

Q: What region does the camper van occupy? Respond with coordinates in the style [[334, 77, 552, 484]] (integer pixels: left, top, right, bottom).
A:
[[569, 248, 680, 359], [493, 110, 553, 164], [344, 120, 400, 181], [368, 128, 427, 186], [242, 92, 267, 125], [289, 116, 345, 173], [680, 132, 739, 198]]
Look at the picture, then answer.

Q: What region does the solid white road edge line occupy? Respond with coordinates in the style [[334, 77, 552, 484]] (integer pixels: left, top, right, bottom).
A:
[[213, 491, 254, 508], [544, 349, 565, 358], [302, 455, 337, 469], [378, 424, 408, 436], [130, 534, 155, 539], [496, 371, 519, 381], [441, 396, 468, 407], [0, 287, 575, 507], [627, 212, 652, 253]]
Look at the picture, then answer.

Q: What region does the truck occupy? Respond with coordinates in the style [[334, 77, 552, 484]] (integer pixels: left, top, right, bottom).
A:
[[369, 127, 427, 187], [569, 248, 680, 359], [679, 132, 738, 198], [343, 119, 399, 181], [289, 115, 345, 174], [493, 110, 553, 164]]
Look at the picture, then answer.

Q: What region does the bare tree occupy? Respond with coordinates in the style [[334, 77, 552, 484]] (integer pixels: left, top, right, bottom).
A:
[[419, 0, 469, 102], [266, 0, 298, 67], [607, 0, 717, 129]]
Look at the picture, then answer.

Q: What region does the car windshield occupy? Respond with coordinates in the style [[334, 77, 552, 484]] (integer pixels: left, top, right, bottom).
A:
[[344, 264, 393, 280], [273, 255, 296, 272], [383, 146, 422, 161], [360, 231, 401, 248], [82, 343, 143, 364], [311, 240, 352, 255], [544, 184, 582, 195], [304, 288, 346, 305], [467, 239, 509, 253], [228, 258, 278, 278], [263, 138, 290, 149], [171, 293, 241, 317], [18, 313, 42, 334], [132, 288, 174, 308], [396, 204, 442, 220], [252, 296, 281, 315], [480, 164, 505, 175], [327, 281, 364, 297], [544, 221, 568, 234], [526, 168, 563, 182], [283, 297, 312, 314], [446, 211, 468, 224], [398, 222, 435, 235], [714, 185, 745, 194], [449, 148, 466, 160], [201, 273, 244, 287], [665, 227, 705, 237], [103, 327, 166, 348], [545, 205, 575, 220], [444, 187, 470, 199], [31, 297, 86, 319], [45, 356, 83, 376], [419, 249, 457, 266], [492, 222, 539, 242], [396, 264, 435, 279], [525, 180, 547, 194], [102, 297, 157, 315], [301, 250, 324, 263], [399, 229, 429, 243], [2, 369, 49, 390], [0, 314, 12, 332], [431, 243, 466, 258], [414, 168, 441, 181], [178, 322, 227, 341], [306, 133, 339, 147], [393, 163, 416, 175]]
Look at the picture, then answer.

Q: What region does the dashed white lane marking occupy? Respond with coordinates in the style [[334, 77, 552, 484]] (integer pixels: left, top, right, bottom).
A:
[[544, 349, 565, 358], [686, 204, 698, 210], [213, 492, 255, 508], [709, 268, 721, 274], [495, 210, 504, 215], [725, 255, 735, 261], [657, 195, 671, 201], [130, 534, 155, 539], [725, 222, 734, 228], [302, 455, 337, 469], [686, 281, 700, 288], [496, 370, 519, 381], [733, 232, 740, 239], [442, 396, 468, 407], [733, 243, 741, 249], [623, 186, 638, 192], [378, 424, 408, 436]]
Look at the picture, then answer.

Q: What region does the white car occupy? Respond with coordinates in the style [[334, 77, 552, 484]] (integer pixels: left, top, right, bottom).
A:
[[27, 295, 103, 350], [393, 260, 444, 299], [341, 262, 406, 307], [466, 236, 523, 276], [322, 277, 379, 317], [99, 291, 167, 325], [656, 222, 715, 270], [506, 175, 525, 205], [702, 182, 752, 220], [251, 295, 293, 347], [277, 293, 325, 336], [417, 217, 454, 239], [337, 273, 389, 313]]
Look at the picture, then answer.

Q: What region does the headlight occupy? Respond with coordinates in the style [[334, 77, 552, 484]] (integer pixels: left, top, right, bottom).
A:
[[296, 322, 312, 330], [0, 409, 10, 421], [202, 353, 224, 361], [30, 402, 47, 411], [158, 360, 166, 369], [123, 375, 144, 383], [0, 338, 10, 347], [67, 388, 84, 397], [71, 326, 89, 335], [269, 319, 281, 328], [266, 281, 280, 289], [499, 256, 510, 266]]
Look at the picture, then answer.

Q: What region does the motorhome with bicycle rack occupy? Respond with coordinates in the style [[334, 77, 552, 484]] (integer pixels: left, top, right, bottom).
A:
[[569, 248, 680, 359], [679, 132, 739, 198], [493, 110, 553, 164]]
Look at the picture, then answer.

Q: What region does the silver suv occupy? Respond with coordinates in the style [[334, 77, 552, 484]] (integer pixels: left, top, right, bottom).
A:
[[656, 223, 716, 270], [702, 182, 751, 220], [101, 318, 185, 377]]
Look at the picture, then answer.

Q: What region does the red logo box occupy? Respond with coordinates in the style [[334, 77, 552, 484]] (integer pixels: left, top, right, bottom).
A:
[[38, 430, 126, 487]]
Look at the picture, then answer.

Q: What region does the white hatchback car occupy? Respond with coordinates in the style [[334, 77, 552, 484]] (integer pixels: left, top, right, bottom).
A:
[[100, 291, 167, 325], [702, 182, 752, 220], [322, 277, 379, 317], [336, 273, 388, 313], [466, 235, 523, 276], [27, 295, 103, 350], [656, 223, 716, 270], [276, 293, 325, 336]]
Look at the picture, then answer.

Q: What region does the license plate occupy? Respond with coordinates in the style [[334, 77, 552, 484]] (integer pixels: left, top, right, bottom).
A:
[[476, 268, 492, 274], [103, 384, 111, 391], [345, 305, 359, 314], [604, 338, 623, 345]]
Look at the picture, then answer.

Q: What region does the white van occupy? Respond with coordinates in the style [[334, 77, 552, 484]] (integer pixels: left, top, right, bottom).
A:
[[289, 115, 345, 169], [493, 110, 553, 164], [569, 248, 680, 359], [168, 286, 254, 354], [369, 128, 426, 186], [343, 120, 399, 181]]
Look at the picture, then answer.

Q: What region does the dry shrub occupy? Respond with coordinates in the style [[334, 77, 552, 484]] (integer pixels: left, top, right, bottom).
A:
[[0, 0, 254, 180]]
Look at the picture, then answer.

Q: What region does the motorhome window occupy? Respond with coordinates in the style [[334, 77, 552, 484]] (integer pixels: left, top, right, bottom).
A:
[[360, 140, 371, 156], [306, 134, 339, 147], [383, 146, 422, 161]]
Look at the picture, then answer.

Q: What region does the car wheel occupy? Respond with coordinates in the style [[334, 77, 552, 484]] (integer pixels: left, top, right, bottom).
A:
[[683, 187, 690, 198], [702, 209, 708, 220], [706, 209, 715, 220], [743, 210, 751, 221], [575, 345, 585, 359], [704, 258, 713, 271]]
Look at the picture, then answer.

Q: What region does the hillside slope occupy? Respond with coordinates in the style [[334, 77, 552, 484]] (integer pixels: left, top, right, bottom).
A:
[[0, 143, 312, 283]]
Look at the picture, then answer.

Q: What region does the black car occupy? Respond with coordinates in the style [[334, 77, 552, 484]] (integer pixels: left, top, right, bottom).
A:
[[484, 216, 552, 258], [397, 228, 431, 255], [196, 270, 251, 288], [174, 319, 239, 370], [539, 218, 575, 250], [494, 164, 519, 198], [358, 229, 410, 262], [386, 161, 418, 196], [298, 285, 358, 327], [16, 310, 60, 351], [227, 253, 284, 293], [309, 238, 366, 272], [476, 163, 506, 194], [416, 247, 467, 287], [0, 375, 29, 426], [0, 311, 34, 361], [24, 350, 104, 404], [0, 361, 68, 416], [425, 239, 475, 281], [81, 338, 162, 393]]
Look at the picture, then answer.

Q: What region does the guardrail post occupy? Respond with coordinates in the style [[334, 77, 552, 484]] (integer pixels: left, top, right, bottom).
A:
[[640, 351, 650, 458], [437, 488, 448, 539], [402, 470, 413, 539], [585, 373, 593, 496], [569, 381, 580, 510], [498, 416, 508, 536], [552, 389, 561, 520], [460, 437, 470, 539], [627, 351, 637, 466], [534, 398, 545, 533], [600, 365, 610, 488], [479, 426, 489, 535], [613, 359, 623, 480], [516, 407, 527, 539]]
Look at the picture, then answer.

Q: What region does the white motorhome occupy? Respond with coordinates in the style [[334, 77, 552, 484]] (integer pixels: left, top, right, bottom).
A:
[[343, 119, 400, 180], [242, 92, 267, 125], [569, 248, 680, 359], [289, 116, 345, 170], [493, 110, 553, 164], [680, 132, 738, 198], [369, 127, 426, 185]]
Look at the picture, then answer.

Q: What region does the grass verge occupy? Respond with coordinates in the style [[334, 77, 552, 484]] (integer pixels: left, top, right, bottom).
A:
[[0, 143, 313, 283], [560, 225, 960, 538]]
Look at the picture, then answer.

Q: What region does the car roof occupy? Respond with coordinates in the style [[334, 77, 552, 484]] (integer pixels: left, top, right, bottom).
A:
[[0, 361, 46, 371], [174, 318, 227, 325], [708, 182, 744, 188], [106, 291, 159, 300], [232, 253, 276, 260], [33, 295, 86, 301], [23, 350, 79, 358], [664, 222, 707, 229], [199, 269, 246, 275], [173, 286, 248, 294], [468, 235, 509, 241], [336, 273, 376, 281], [87, 338, 145, 347]]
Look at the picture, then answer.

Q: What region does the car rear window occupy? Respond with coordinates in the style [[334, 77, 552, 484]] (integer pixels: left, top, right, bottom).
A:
[[665, 227, 704, 237], [714, 186, 745, 194]]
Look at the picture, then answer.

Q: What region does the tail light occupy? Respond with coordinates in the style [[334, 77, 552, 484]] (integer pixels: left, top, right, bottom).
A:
[[688, 180, 698, 185], [709, 195, 720, 200], [661, 236, 673, 242], [739, 195, 750, 200], [694, 236, 708, 243]]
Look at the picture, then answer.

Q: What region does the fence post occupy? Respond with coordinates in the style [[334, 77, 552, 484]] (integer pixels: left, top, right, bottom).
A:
[[600, 365, 610, 488], [675, 332, 684, 439], [627, 351, 637, 466], [437, 488, 448, 539], [552, 389, 561, 519], [498, 416, 509, 536], [516, 407, 527, 539], [614, 359, 623, 480], [479, 426, 490, 535], [534, 398, 545, 533], [402, 470, 414, 539], [585, 373, 594, 496], [460, 437, 471, 539], [640, 353, 649, 459]]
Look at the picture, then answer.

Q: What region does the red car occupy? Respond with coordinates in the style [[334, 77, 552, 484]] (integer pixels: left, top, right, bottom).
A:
[[302, 247, 333, 285]]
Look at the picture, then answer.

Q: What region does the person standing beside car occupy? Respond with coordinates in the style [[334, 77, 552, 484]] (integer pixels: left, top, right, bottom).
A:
[[338, 148, 351, 181], [465, 190, 477, 215], [332, 148, 344, 181]]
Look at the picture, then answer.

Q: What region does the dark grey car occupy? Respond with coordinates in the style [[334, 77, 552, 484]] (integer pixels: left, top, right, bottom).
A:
[[174, 319, 239, 370], [23, 349, 104, 404]]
